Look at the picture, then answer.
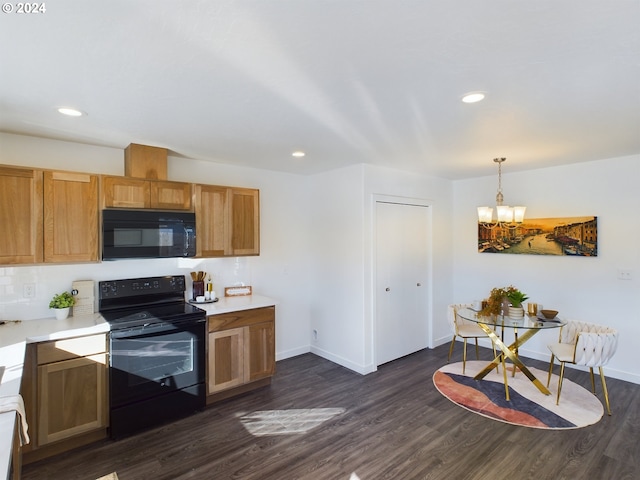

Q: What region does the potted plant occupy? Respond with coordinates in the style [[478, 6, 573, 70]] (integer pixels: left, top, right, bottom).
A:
[[49, 291, 75, 320], [506, 288, 529, 319]]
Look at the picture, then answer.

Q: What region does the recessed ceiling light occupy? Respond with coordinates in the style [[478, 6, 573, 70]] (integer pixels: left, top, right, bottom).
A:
[[57, 107, 85, 117], [292, 151, 305, 158], [461, 92, 486, 104]]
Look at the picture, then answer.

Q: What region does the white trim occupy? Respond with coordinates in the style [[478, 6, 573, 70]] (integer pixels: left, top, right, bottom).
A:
[[276, 346, 310, 362], [310, 345, 376, 375]]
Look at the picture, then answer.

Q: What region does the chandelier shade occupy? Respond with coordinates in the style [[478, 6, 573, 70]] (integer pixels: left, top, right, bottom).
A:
[[477, 158, 526, 228]]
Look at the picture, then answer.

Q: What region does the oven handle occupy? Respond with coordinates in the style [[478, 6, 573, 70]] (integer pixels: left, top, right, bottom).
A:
[[109, 318, 204, 339]]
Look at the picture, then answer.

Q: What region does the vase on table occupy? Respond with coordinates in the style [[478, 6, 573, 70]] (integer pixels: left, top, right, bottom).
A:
[[508, 306, 524, 320]]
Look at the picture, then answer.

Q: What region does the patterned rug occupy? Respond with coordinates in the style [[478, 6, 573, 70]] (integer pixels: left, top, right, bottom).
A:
[[433, 361, 603, 429], [95, 474, 119, 480]]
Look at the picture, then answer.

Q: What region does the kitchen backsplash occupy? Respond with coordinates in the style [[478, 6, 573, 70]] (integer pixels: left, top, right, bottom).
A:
[[0, 256, 253, 321]]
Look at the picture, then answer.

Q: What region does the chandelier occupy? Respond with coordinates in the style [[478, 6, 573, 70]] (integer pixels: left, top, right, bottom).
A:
[[477, 158, 526, 228]]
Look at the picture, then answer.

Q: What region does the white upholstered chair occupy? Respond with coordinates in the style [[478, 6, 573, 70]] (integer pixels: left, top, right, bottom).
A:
[[447, 304, 490, 374], [546, 320, 618, 415]]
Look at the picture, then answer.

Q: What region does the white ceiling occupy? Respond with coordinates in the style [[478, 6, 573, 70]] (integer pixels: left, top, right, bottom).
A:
[[1, 1, 639, 179]]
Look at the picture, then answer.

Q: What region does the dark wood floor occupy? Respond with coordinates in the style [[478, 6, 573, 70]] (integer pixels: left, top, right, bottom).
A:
[[22, 344, 639, 480]]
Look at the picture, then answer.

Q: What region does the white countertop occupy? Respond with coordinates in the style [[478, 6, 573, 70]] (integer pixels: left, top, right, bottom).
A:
[[190, 294, 277, 316], [0, 294, 277, 479]]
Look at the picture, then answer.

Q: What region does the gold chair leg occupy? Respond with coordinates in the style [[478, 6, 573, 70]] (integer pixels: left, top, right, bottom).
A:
[[474, 338, 479, 359], [462, 338, 468, 374], [512, 330, 518, 378], [556, 362, 565, 405], [589, 367, 596, 394], [448, 336, 456, 363], [547, 354, 555, 387], [599, 367, 612, 416], [502, 352, 509, 401]]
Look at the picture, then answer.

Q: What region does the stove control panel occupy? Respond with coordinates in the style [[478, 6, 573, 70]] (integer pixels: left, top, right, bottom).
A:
[[99, 275, 185, 300]]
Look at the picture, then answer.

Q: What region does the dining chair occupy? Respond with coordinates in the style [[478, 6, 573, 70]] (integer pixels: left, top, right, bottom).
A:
[[546, 320, 618, 415], [447, 304, 491, 374]]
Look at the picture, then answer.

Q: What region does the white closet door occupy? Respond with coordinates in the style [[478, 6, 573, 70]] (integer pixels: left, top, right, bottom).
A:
[[376, 201, 429, 366]]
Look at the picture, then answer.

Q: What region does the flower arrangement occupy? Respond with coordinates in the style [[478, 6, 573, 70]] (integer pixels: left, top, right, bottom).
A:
[[480, 285, 527, 316], [49, 291, 75, 309]]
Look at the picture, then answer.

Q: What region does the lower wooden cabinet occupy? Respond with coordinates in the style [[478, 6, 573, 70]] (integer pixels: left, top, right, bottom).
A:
[[21, 334, 109, 464], [207, 307, 275, 399], [37, 353, 107, 445]]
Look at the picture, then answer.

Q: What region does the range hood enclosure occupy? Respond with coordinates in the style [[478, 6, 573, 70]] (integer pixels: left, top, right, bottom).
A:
[[124, 143, 168, 180]]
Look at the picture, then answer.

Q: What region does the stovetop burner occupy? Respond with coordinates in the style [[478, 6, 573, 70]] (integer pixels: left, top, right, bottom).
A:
[[101, 302, 205, 330], [99, 275, 205, 330]]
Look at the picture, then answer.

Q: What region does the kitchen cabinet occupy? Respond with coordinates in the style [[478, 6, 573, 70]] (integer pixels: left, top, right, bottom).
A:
[[44, 170, 99, 263], [21, 334, 108, 463], [0, 166, 43, 264], [207, 307, 275, 399], [101, 175, 193, 210], [0, 166, 99, 265], [195, 184, 260, 257]]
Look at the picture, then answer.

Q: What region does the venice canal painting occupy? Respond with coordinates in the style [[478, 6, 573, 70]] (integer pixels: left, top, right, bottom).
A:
[[478, 216, 597, 256]]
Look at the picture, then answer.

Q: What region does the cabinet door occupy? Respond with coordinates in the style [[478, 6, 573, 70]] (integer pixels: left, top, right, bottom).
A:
[[101, 176, 150, 208], [195, 184, 230, 257], [43, 171, 99, 262], [208, 327, 245, 393], [37, 353, 107, 446], [246, 321, 275, 382], [151, 180, 192, 210], [0, 166, 43, 264], [195, 185, 260, 257], [230, 188, 260, 256]]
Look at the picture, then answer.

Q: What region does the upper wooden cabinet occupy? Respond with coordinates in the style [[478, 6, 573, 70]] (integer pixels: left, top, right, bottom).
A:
[[0, 166, 43, 264], [0, 166, 99, 265], [101, 175, 192, 210], [44, 171, 99, 263], [195, 185, 259, 257], [152, 180, 192, 210], [0, 162, 259, 264]]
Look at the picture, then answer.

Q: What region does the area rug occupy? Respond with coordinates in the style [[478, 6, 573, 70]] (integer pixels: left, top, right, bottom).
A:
[[95, 473, 119, 480], [433, 361, 603, 429]]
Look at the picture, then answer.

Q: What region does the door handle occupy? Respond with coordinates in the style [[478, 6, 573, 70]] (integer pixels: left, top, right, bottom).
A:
[[417, 283, 422, 287], [385, 287, 391, 292]]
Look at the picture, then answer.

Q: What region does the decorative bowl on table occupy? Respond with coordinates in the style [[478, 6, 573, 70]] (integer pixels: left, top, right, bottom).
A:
[[540, 309, 558, 319]]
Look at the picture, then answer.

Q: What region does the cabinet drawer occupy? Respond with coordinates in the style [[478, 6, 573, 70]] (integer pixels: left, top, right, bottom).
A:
[[37, 334, 107, 365], [208, 306, 275, 332]]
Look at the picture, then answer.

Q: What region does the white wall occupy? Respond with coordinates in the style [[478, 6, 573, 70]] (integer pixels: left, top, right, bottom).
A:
[[307, 163, 454, 374], [0, 133, 312, 361], [452, 155, 640, 384], [307, 164, 367, 371]]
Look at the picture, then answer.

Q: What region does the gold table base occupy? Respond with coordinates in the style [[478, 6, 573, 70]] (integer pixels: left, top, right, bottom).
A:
[[474, 322, 551, 400]]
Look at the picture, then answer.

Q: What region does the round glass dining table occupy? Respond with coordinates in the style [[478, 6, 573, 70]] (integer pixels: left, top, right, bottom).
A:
[[456, 307, 566, 399]]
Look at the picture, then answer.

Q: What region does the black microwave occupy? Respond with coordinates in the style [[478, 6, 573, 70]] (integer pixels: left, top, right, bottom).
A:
[[102, 209, 196, 260]]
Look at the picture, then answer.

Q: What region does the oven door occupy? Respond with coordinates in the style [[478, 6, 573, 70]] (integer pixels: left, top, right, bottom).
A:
[[109, 320, 205, 408]]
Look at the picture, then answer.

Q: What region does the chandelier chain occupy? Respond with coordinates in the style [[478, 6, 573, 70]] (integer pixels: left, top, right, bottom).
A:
[[494, 157, 505, 206]]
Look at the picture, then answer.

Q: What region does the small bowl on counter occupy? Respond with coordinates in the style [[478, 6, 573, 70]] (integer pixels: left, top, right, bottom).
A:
[[540, 309, 559, 319]]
